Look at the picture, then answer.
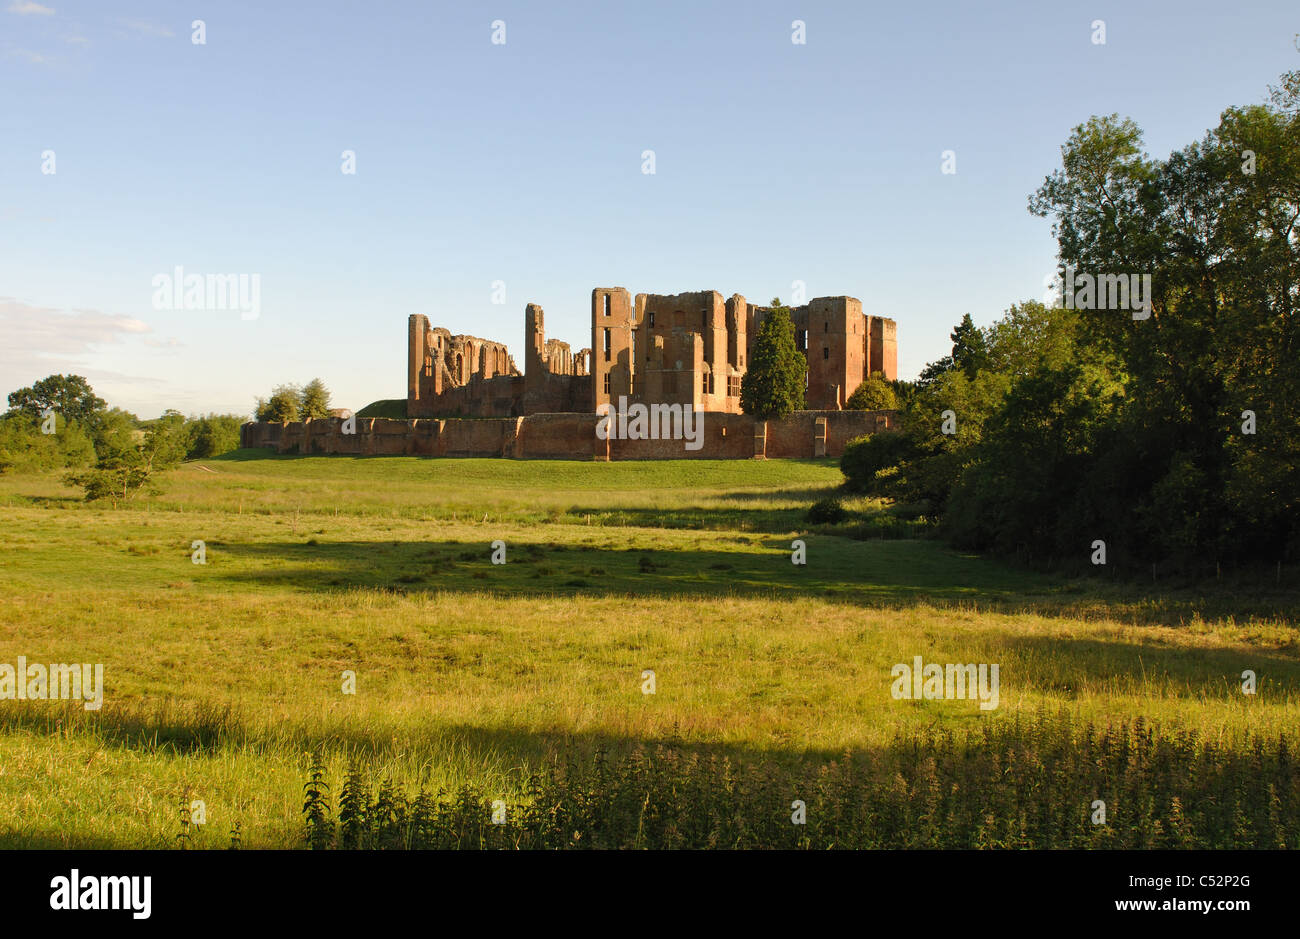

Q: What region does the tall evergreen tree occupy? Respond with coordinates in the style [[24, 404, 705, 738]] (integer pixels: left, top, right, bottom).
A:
[[950, 314, 990, 378], [299, 378, 332, 420], [740, 300, 806, 419]]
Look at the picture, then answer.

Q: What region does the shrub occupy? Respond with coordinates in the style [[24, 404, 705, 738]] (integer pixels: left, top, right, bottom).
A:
[[840, 433, 911, 494], [845, 373, 898, 411], [806, 496, 846, 524]]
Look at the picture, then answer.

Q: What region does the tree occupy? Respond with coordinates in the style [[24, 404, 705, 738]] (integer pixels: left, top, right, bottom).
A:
[[1027, 75, 1300, 565], [65, 413, 186, 505], [90, 407, 140, 457], [943, 361, 1124, 558], [6, 375, 106, 427], [845, 372, 898, 411], [299, 379, 332, 420], [256, 385, 301, 422], [0, 413, 95, 474], [740, 300, 806, 419], [915, 355, 953, 390], [185, 414, 245, 458], [857, 66, 1300, 570], [984, 301, 1098, 380], [950, 314, 990, 378]]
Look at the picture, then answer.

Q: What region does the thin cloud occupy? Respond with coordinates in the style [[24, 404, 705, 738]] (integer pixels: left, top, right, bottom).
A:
[[117, 18, 174, 38], [0, 298, 154, 366], [7, 2, 55, 15]]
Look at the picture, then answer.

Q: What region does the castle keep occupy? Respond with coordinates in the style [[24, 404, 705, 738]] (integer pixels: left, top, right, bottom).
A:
[[408, 287, 896, 418]]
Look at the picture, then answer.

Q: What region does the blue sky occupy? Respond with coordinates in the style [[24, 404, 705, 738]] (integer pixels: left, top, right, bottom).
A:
[[2, 0, 1297, 418]]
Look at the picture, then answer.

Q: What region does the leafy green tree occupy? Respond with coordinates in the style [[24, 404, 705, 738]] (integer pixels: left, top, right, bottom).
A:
[[185, 414, 245, 458], [5, 374, 106, 426], [915, 355, 953, 390], [841, 363, 1009, 509], [845, 372, 899, 411], [847, 70, 1300, 570], [983, 301, 1103, 380], [0, 413, 95, 474], [1028, 72, 1300, 565], [91, 407, 140, 458], [943, 362, 1124, 558], [740, 300, 806, 419], [145, 410, 192, 466], [65, 413, 186, 505], [299, 379, 332, 420], [854, 66, 1300, 569], [256, 385, 302, 422]]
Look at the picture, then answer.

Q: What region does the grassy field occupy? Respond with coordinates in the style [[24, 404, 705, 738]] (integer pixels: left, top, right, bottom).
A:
[[0, 452, 1297, 847]]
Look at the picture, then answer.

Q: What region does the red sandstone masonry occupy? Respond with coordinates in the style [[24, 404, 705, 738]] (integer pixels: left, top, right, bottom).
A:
[[239, 410, 898, 460], [515, 413, 598, 459], [439, 419, 517, 457]]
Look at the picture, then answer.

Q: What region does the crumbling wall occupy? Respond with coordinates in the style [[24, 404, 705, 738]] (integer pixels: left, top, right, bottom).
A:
[[515, 413, 601, 459], [241, 409, 897, 461]]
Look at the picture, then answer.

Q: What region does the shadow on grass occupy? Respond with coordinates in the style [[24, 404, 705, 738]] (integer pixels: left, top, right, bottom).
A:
[[26, 495, 84, 507], [565, 484, 842, 532], [207, 536, 1056, 610], [203, 536, 1300, 629], [996, 635, 1300, 695]]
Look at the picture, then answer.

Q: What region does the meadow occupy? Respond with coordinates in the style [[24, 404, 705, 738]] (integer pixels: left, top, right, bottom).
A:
[[0, 453, 1297, 848]]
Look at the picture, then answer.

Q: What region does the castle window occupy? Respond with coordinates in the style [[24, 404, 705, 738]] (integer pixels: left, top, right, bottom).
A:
[[823, 347, 829, 359], [649, 311, 655, 327], [603, 328, 611, 361], [603, 373, 611, 394], [603, 295, 611, 317], [824, 322, 829, 332]]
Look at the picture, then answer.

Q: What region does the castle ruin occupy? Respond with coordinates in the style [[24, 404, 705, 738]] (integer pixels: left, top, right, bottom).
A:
[[407, 288, 896, 418]]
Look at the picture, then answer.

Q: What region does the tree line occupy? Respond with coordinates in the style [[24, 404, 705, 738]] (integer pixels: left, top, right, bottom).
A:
[[0, 375, 248, 502], [3, 374, 339, 501], [840, 69, 1299, 574]]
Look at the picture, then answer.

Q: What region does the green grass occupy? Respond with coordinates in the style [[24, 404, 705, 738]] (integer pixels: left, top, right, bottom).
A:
[[0, 453, 1296, 848], [354, 399, 407, 419]]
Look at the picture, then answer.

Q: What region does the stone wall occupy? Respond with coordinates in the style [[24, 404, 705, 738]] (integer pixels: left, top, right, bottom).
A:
[[240, 410, 899, 461]]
